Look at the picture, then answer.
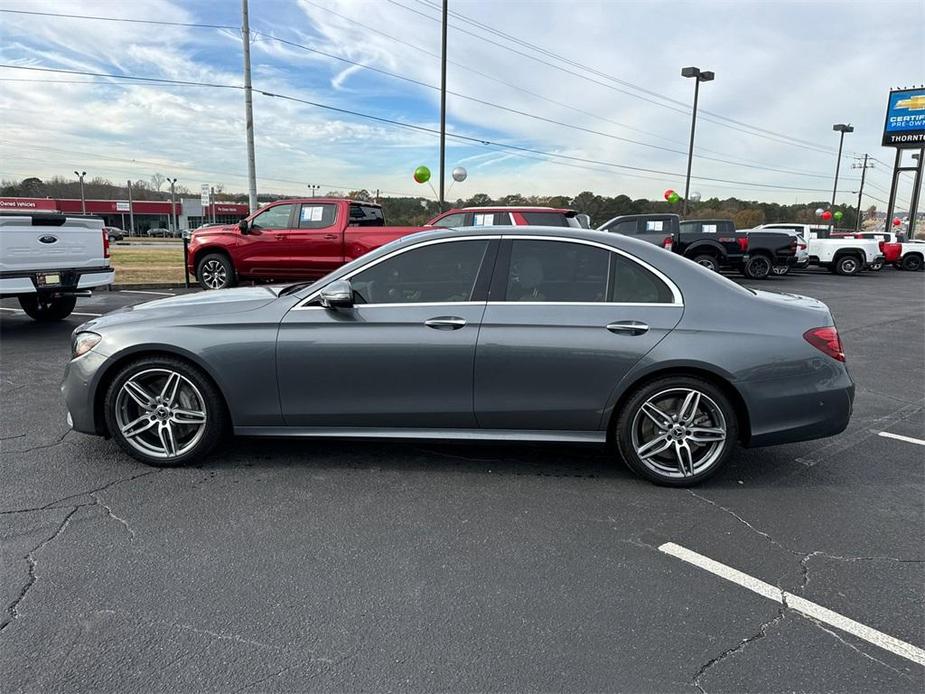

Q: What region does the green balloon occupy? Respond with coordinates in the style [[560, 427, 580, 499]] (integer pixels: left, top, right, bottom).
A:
[[668, 192, 681, 204], [413, 165, 431, 184], [833, 211, 844, 221]]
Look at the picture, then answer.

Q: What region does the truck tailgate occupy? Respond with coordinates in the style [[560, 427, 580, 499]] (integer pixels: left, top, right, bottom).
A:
[[0, 214, 108, 273]]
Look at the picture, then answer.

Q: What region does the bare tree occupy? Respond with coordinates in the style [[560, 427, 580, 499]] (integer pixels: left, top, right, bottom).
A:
[[150, 173, 166, 191]]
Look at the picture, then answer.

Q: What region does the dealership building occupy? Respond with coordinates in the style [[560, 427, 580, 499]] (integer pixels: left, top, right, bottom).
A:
[[0, 196, 249, 233]]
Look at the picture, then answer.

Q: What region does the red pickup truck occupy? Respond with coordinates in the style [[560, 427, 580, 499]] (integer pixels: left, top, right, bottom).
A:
[[187, 199, 586, 289]]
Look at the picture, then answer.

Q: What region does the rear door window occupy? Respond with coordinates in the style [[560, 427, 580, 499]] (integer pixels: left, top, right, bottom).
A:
[[608, 254, 674, 303], [298, 203, 338, 229], [505, 240, 609, 302]]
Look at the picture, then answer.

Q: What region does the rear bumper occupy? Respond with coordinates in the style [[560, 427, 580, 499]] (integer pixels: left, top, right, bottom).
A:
[[0, 266, 113, 296], [740, 366, 855, 448], [865, 254, 885, 268]]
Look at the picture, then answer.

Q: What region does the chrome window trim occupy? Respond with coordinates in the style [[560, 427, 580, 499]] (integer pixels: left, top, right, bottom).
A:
[[293, 236, 496, 310], [502, 234, 684, 306], [485, 301, 682, 308]]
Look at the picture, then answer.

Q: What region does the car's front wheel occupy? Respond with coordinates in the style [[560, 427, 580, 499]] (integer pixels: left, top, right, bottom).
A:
[[197, 253, 236, 290], [104, 357, 227, 466], [18, 294, 77, 321], [615, 376, 738, 486]]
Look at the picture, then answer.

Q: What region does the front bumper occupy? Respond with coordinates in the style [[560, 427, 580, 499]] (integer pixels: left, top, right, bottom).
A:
[[61, 350, 109, 435]]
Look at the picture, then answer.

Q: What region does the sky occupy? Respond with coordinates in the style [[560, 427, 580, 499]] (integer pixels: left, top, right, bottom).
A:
[[0, 0, 922, 206]]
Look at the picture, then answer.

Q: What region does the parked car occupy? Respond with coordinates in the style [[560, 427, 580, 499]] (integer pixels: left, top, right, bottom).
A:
[[0, 212, 114, 320], [187, 200, 589, 290], [831, 231, 901, 269], [598, 214, 798, 279], [753, 224, 883, 275], [103, 226, 125, 242], [64, 226, 854, 486], [145, 227, 170, 238]]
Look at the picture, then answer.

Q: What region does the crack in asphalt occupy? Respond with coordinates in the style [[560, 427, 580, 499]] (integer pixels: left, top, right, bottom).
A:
[[692, 604, 787, 693], [90, 491, 136, 542], [1, 428, 74, 455], [0, 505, 83, 635], [803, 616, 917, 683], [0, 469, 161, 516]]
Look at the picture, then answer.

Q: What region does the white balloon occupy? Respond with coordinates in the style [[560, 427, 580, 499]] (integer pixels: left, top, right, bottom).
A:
[[452, 166, 468, 182], [689, 191, 701, 202], [815, 208, 824, 217]]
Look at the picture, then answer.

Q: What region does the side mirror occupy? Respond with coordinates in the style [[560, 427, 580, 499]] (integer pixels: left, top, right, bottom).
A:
[[319, 279, 354, 309], [238, 220, 249, 234]]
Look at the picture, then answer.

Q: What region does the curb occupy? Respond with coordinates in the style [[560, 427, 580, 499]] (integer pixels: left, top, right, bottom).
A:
[[108, 283, 192, 291]]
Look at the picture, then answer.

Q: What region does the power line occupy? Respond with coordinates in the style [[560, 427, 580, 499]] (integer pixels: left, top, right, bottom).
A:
[[0, 64, 242, 89], [0, 8, 236, 30], [0, 64, 842, 194]]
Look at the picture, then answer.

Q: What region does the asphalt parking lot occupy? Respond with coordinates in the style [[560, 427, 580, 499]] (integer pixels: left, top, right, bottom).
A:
[[1, 269, 923, 692]]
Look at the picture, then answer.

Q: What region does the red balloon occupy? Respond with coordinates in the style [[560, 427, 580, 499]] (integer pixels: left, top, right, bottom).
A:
[[663, 189, 675, 201], [893, 217, 902, 227], [821, 210, 833, 221]]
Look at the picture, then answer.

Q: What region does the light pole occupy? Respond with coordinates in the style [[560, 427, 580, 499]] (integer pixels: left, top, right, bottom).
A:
[[166, 177, 178, 234], [307, 184, 320, 197], [74, 170, 87, 214], [830, 123, 854, 216], [438, 0, 448, 210], [681, 67, 714, 216]]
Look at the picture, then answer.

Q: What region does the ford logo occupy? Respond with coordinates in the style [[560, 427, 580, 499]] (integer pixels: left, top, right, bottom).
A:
[[38, 235, 58, 244]]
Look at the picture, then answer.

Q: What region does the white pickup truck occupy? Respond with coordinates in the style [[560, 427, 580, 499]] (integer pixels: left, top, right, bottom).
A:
[[754, 223, 883, 275], [0, 212, 114, 320]]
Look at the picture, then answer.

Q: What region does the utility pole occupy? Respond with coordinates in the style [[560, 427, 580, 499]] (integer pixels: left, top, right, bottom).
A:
[[74, 170, 87, 214], [166, 177, 178, 234], [241, 0, 258, 213], [680, 67, 714, 217], [852, 155, 872, 232], [126, 179, 135, 235], [830, 123, 854, 217], [438, 0, 448, 210]]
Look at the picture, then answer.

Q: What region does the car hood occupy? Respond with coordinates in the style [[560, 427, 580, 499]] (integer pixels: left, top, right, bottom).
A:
[[78, 286, 283, 332]]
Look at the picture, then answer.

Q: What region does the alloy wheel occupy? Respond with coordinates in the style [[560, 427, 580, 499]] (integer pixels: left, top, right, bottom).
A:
[[201, 259, 227, 289], [630, 387, 727, 479], [114, 368, 208, 459]]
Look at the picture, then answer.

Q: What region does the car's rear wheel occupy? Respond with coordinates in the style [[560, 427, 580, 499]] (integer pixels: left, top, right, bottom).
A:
[[901, 254, 923, 272], [868, 260, 884, 271], [834, 254, 861, 275], [742, 255, 771, 280], [18, 294, 77, 321], [691, 254, 720, 272], [197, 253, 236, 290], [104, 357, 227, 466], [615, 376, 738, 486]]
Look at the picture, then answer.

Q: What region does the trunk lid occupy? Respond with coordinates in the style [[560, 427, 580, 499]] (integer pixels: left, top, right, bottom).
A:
[[0, 213, 108, 273]]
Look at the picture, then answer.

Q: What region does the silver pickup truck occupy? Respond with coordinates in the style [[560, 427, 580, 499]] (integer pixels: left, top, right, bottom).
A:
[[0, 212, 115, 320]]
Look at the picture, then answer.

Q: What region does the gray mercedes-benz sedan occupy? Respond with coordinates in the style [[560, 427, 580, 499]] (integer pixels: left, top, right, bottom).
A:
[[62, 227, 854, 486]]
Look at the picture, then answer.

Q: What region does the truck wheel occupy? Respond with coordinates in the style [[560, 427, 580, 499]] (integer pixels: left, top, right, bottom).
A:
[[691, 254, 720, 272], [18, 294, 77, 321], [901, 254, 923, 272], [868, 260, 884, 272], [834, 254, 861, 276], [742, 255, 771, 280], [197, 253, 236, 290], [771, 264, 790, 276]]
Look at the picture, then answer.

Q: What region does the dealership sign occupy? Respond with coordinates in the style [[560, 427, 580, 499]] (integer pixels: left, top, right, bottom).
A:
[[0, 198, 58, 210], [882, 88, 925, 147]]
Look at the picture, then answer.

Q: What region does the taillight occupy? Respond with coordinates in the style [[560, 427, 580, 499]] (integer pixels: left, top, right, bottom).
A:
[[102, 230, 111, 259], [803, 326, 845, 362], [662, 235, 674, 250], [878, 241, 885, 252], [799, 243, 807, 250], [736, 237, 749, 252]]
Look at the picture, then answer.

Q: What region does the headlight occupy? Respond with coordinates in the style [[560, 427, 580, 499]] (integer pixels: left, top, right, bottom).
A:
[[72, 332, 102, 358]]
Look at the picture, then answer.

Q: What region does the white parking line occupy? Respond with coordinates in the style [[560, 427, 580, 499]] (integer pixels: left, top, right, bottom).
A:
[[0, 307, 101, 317], [878, 431, 925, 447], [119, 290, 175, 296], [659, 542, 925, 667], [0, 307, 23, 313]]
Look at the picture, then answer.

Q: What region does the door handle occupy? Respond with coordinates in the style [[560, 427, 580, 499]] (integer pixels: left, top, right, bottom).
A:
[[275, 233, 286, 240], [606, 321, 649, 335], [425, 317, 467, 330], [323, 234, 338, 240]]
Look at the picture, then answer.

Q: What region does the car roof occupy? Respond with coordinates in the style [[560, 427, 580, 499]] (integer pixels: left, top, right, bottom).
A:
[[446, 206, 574, 213]]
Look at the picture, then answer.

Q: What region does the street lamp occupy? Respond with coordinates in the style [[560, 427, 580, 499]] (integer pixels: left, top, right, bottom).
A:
[[830, 123, 854, 217], [681, 67, 714, 216], [307, 184, 320, 197], [166, 177, 178, 234], [74, 170, 87, 214]]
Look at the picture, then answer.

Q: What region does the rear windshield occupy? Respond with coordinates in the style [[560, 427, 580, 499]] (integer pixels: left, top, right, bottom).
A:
[[349, 204, 384, 226], [521, 212, 569, 227]]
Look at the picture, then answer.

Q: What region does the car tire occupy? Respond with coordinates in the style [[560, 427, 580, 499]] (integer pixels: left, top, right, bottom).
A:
[[614, 376, 738, 487], [197, 253, 236, 290], [771, 264, 790, 276], [691, 254, 720, 272], [869, 260, 884, 272], [901, 254, 923, 272], [742, 255, 772, 280], [18, 294, 77, 321], [834, 254, 862, 276], [104, 356, 227, 467]]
